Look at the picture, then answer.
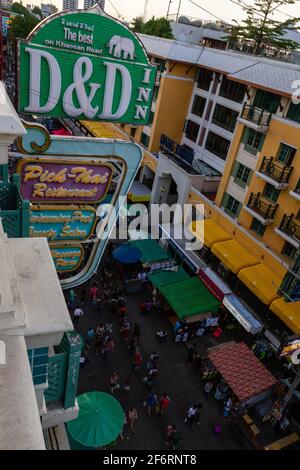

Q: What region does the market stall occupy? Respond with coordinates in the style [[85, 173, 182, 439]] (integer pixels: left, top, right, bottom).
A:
[[159, 277, 221, 342], [206, 341, 277, 415]]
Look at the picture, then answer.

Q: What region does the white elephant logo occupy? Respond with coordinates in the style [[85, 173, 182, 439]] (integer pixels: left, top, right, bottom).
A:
[[107, 35, 135, 60]]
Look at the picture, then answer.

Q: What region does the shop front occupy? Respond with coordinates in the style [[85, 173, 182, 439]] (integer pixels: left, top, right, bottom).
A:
[[223, 294, 264, 335]]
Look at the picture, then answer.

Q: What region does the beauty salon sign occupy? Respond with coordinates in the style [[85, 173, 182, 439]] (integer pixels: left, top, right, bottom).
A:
[[50, 244, 84, 272], [17, 158, 113, 204], [18, 8, 156, 124], [30, 205, 97, 241]]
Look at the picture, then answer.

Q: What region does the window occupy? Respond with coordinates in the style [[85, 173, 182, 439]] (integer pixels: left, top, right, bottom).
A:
[[276, 143, 296, 166], [212, 104, 238, 132], [286, 102, 300, 123], [196, 68, 213, 91], [232, 162, 252, 188], [205, 132, 230, 160], [251, 218, 266, 236], [184, 120, 200, 142], [141, 132, 150, 148], [219, 77, 246, 103], [243, 128, 265, 155], [130, 127, 136, 138], [253, 89, 280, 113], [222, 193, 242, 217], [191, 95, 206, 118], [263, 183, 280, 203], [282, 242, 297, 260]]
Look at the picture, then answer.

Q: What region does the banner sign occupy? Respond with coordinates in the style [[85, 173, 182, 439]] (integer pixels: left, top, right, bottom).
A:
[[1, 16, 14, 37], [30, 205, 97, 241], [50, 244, 84, 272], [278, 335, 300, 364], [18, 9, 156, 124], [17, 158, 113, 204]]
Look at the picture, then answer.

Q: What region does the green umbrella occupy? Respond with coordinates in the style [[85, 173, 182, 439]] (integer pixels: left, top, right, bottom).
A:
[[67, 392, 125, 448]]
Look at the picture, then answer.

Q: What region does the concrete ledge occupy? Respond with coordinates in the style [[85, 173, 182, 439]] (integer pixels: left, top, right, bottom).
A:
[[0, 335, 45, 449], [41, 399, 79, 429]]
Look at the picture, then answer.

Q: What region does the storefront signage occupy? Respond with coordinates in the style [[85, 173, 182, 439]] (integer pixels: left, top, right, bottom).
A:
[[30, 205, 97, 241], [223, 296, 252, 333], [278, 335, 300, 364], [17, 158, 113, 204], [50, 244, 84, 272], [18, 9, 156, 124]]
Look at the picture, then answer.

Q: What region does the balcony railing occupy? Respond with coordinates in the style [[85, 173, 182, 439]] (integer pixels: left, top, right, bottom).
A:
[[247, 192, 278, 220], [279, 214, 300, 243], [259, 156, 293, 185], [241, 103, 272, 127], [160, 134, 200, 175], [0, 172, 30, 238]]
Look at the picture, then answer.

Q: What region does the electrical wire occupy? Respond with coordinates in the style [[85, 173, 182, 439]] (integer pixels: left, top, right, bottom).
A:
[[106, 0, 126, 21], [185, 0, 228, 23]]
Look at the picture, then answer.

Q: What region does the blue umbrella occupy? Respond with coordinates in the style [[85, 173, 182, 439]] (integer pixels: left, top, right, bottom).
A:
[[112, 244, 142, 264]]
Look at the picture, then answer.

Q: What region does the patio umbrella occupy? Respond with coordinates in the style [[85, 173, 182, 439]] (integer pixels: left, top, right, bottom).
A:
[[112, 244, 142, 264], [67, 392, 125, 448]]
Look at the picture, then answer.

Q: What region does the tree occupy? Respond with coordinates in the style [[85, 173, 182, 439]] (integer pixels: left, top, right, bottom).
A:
[[232, 0, 300, 54], [9, 13, 39, 39], [11, 2, 30, 16], [132, 16, 173, 39], [131, 16, 144, 33], [32, 6, 43, 19]]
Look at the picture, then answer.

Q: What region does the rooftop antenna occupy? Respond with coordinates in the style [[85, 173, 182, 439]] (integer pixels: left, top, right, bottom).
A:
[[167, 0, 172, 18], [143, 0, 149, 22], [176, 0, 182, 22]]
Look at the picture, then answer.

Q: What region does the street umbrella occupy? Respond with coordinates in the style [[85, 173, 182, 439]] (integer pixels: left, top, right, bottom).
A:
[[112, 244, 142, 264], [67, 392, 125, 448]]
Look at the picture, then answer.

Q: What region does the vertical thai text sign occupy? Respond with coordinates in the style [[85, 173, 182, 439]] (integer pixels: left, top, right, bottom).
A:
[[18, 9, 156, 124]]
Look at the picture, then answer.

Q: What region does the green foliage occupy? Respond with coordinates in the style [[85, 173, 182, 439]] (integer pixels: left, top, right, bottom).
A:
[[9, 10, 39, 39], [231, 0, 300, 53], [11, 2, 30, 16], [131, 16, 173, 39], [32, 6, 43, 19]]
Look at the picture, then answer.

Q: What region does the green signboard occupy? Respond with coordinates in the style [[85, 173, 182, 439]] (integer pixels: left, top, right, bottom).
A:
[[50, 244, 84, 272], [18, 9, 156, 124]]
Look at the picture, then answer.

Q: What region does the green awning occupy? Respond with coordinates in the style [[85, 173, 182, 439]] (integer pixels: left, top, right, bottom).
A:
[[130, 239, 170, 263], [149, 267, 190, 289], [160, 277, 220, 320]]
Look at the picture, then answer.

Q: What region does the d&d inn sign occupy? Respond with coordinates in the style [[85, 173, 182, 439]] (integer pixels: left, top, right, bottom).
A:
[[18, 7, 156, 124]]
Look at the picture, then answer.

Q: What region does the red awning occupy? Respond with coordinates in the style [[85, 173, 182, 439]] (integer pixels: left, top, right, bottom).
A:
[[198, 268, 232, 302], [208, 342, 277, 402], [51, 127, 72, 136]]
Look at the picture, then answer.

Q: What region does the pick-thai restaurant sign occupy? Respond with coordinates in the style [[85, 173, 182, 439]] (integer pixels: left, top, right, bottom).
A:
[[30, 205, 97, 241], [50, 244, 84, 272], [17, 158, 113, 204], [18, 9, 156, 124]]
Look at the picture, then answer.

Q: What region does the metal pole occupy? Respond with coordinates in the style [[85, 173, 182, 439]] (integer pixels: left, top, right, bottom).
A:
[[167, 0, 172, 18], [176, 0, 182, 22]]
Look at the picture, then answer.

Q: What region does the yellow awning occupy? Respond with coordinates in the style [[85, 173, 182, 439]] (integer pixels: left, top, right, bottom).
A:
[[238, 264, 283, 305], [80, 121, 128, 140], [211, 239, 259, 274], [270, 298, 300, 333], [190, 219, 232, 248]]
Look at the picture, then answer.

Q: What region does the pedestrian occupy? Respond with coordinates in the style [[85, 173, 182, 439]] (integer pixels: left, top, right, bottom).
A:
[[148, 351, 159, 369], [73, 306, 84, 326], [118, 295, 125, 308], [166, 424, 182, 450], [120, 318, 130, 341], [195, 403, 202, 426], [105, 322, 113, 334], [90, 283, 98, 304], [128, 336, 138, 353], [184, 405, 197, 426], [145, 391, 158, 417], [69, 288, 75, 309], [121, 377, 131, 399], [96, 324, 105, 340], [143, 367, 158, 388], [133, 323, 141, 341], [204, 381, 213, 400], [185, 343, 197, 368], [84, 343, 91, 362], [159, 393, 171, 415], [110, 372, 120, 394], [86, 326, 94, 344], [223, 398, 233, 418], [126, 407, 138, 432], [132, 347, 142, 370], [119, 306, 128, 320], [102, 337, 115, 359]]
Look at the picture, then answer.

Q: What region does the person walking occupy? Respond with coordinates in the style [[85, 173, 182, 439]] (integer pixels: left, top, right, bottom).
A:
[[159, 393, 171, 415], [90, 283, 98, 304], [204, 381, 213, 400], [132, 347, 142, 371], [133, 323, 141, 341], [102, 337, 115, 359], [86, 326, 95, 345], [184, 405, 197, 427], [69, 288, 75, 310], [145, 391, 158, 417], [110, 372, 120, 394], [166, 424, 182, 450], [223, 397, 233, 418], [195, 403, 202, 426], [121, 377, 131, 399], [146, 367, 158, 388], [120, 318, 130, 341], [148, 351, 159, 369], [126, 408, 138, 432], [73, 306, 84, 326]]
